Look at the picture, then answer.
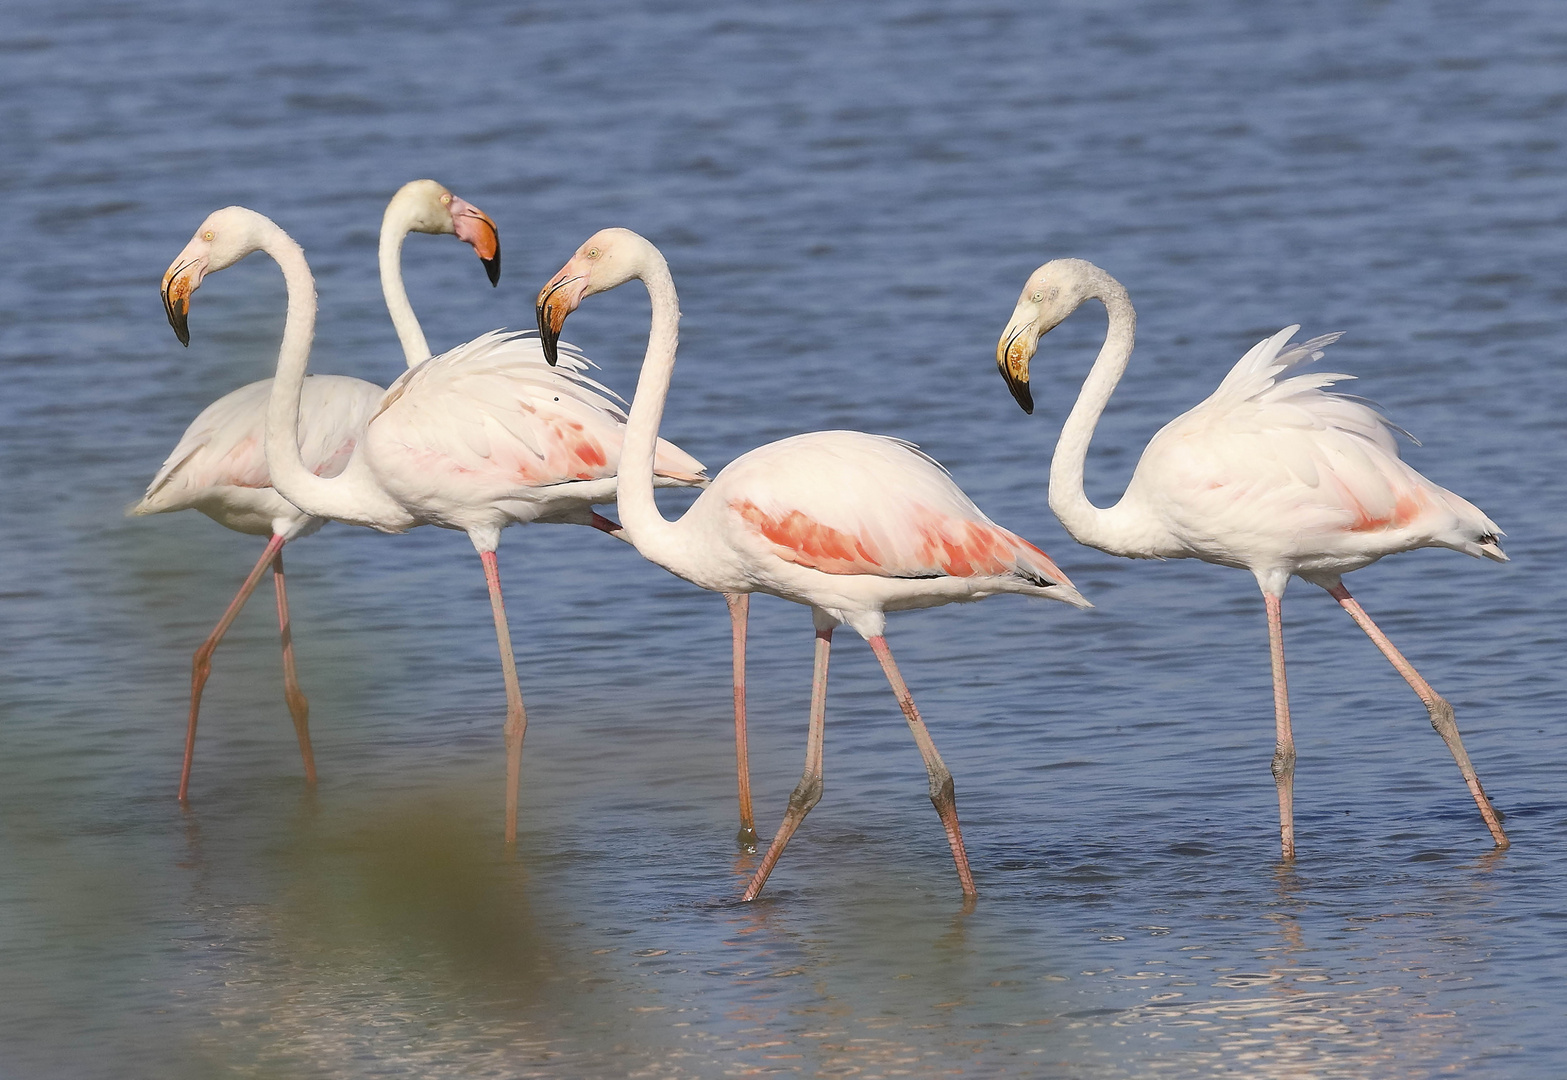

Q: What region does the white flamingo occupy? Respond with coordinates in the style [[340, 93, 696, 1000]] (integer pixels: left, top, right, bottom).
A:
[[994, 258, 1510, 858], [535, 229, 1090, 901], [158, 207, 707, 841], [135, 180, 500, 801]]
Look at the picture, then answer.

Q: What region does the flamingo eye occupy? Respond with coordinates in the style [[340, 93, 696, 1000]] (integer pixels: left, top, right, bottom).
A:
[[1030, 291, 1043, 303], [587, 247, 601, 259], [441, 193, 452, 205], [202, 230, 215, 242]]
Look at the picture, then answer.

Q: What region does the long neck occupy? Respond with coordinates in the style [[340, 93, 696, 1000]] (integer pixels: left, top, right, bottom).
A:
[[378, 201, 431, 366], [260, 225, 336, 512], [1047, 278, 1139, 553], [617, 253, 687, 565], [261, 226, 407, 527]]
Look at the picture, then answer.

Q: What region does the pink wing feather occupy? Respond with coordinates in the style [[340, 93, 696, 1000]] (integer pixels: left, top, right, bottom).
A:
[[366, 330, 705, 494], [718, 431, 1074, 588], [134, 374, 381, 514], [1137, 326, 1502, 558]]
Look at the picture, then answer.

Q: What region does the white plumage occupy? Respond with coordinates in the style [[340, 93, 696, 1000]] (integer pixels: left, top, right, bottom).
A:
[[996, 257, 1510, 859], [1123, 326, 1504, 575], [159, 207, 707, 843], [137, 179, 499, 802], [364, 329, 705, 548], [133, 374, 380, 538], [537, 228, 1088, 902], [691, 430, 1080, 616]]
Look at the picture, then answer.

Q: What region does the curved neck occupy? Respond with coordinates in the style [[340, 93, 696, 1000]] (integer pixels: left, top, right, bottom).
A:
[[617, 252, 686, 563], [259, 224, 336, 512], [378, 201, 431, 366], [260, 225, 407, 528], [1047, 276, 1138, 552]]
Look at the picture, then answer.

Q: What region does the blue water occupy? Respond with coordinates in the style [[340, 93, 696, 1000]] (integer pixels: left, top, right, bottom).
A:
[[2, 0, 1565, 1076]]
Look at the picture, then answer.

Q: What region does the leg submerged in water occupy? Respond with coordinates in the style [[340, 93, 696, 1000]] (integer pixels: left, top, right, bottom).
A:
[[1325, 581, 1509, 849], [271, 546, 316, 786], [1264, 591, 1297, 861], [479, 549, 529, 845], [869, 635, 977, 898], [180, 533, 287, 801], [743, 624, 831, 901], [726, 592, 757, 848]]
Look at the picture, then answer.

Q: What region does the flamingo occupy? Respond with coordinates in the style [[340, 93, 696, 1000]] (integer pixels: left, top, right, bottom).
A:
[[134, 179, 500, 801], [158, 207, 707, 841], [535, 229, 1090, 901], [994, 258, 1510, 858]]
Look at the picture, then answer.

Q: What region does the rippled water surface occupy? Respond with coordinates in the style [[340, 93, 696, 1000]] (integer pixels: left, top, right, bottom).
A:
[[3, 1, 1566, 1076]]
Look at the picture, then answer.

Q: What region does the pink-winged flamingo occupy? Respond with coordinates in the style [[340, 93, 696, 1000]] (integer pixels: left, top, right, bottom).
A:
[[135, 179, 500, 801], [994, 258, 1510, 858], [158, 207, 707, 841], [535, 228, 1090, 901]]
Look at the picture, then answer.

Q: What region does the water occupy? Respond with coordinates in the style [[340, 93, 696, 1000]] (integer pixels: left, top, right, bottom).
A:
[[2, 0, 1565, 1075]]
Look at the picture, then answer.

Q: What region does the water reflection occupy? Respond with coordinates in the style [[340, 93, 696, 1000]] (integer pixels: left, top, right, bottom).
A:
[[1092, 861, 1508, 1079]]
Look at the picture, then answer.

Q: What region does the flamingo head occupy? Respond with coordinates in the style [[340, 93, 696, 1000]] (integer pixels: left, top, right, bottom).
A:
[[391, 179, 501, 285], [995, 258, 1104, 415], [161, 206, 272, 347], [536, 228, 647, 366]]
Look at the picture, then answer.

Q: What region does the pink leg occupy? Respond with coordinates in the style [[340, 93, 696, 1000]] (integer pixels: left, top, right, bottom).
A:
[[1265, 593, 1297, 861], [589, 514, 756, 845], [1326, 582, 1509, 849], [179, 534, 287, 802], [727, 593, 758, 847], [868, 636, 978, 897], [480, 550, 529, 845], [742, 626, 831, 901], [270, 548, 316, 786]]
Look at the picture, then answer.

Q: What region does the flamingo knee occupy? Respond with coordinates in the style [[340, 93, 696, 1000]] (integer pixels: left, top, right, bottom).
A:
[[927, 765, 956, 814], [1270, 743, 1296, 785], [788, 771, 824, 817]]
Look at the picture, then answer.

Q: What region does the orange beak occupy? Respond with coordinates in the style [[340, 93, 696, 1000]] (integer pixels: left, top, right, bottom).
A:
[[995, 317, 1038, 415], [535, 264, 588, 366], [450, 197, 500, 285], [160, 244, 209, 347]]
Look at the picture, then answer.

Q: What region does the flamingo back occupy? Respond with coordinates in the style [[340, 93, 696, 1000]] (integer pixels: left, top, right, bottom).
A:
[[716, 431, 1077, 589], [132, 374, 382, 517], [1132, 327, 1504, 566], [363, 330, 706, 513]]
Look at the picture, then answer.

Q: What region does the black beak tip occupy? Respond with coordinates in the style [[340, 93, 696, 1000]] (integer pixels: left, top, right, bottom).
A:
[[1006, 379, 1034, 415], [998, 359, 1034, 415], [169, 311, 190, 347], [163, 286, 191, 346], [536, 308, 559, 366], [482, 253, 501, 287]]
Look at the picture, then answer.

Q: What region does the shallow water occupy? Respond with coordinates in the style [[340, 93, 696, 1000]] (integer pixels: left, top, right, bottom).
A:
[[3, 0, 1566, 1076]]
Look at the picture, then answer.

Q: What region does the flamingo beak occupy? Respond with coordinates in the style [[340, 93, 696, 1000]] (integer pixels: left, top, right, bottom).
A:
[[450, 197, 501, 286], [536, 266, 587, 366], [160, 246, 209, 347], [995, 316, 1038, 415]]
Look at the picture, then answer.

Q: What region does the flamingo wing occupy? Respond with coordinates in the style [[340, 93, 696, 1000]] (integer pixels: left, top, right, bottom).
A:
[[719, 431, 1076, 588], [1134, 327, 1502, 557], [366, 330, 706, 492], [134, 374, 380, 513]]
